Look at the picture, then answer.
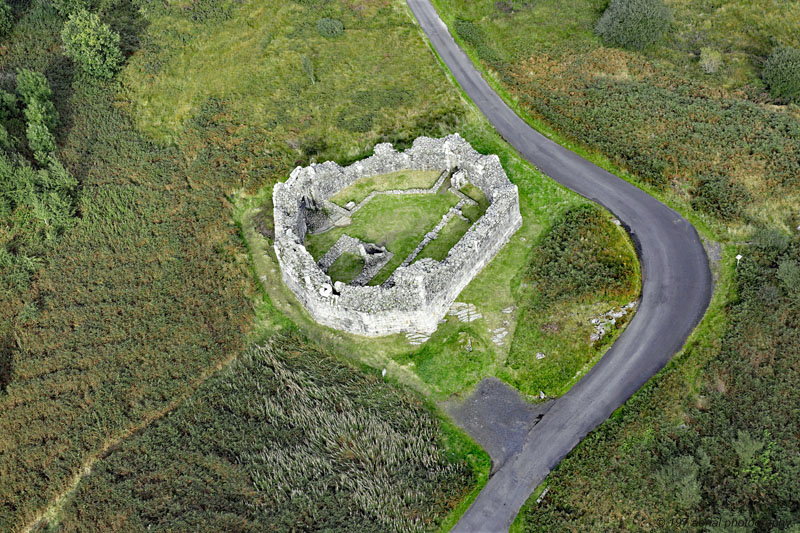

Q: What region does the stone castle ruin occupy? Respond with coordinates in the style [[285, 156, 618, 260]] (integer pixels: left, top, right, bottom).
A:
[[273, 134, 522, 336]]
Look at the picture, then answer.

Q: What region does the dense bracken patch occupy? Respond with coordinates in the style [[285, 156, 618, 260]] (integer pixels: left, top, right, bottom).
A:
[[527, 204, 637, 301], [58, 334, 473, 532]]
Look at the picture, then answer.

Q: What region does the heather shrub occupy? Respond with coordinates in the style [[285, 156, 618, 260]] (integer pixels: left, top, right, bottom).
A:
[[763, 47, 800, 103], [595, 0, 671, 50], [317, 17, 343, 38], [691, 173, 750, 221]]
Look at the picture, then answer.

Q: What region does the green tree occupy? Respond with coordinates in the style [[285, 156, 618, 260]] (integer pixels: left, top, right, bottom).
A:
[[16, 69, 55, 114], [763, 47, 800, 103], [51, 0, 89, 17], [26, 121, 56, 164], [0, 0, 12, 37], [0, 90, 16, 149], [61, 9, 122, 79], [16, 69, 59, 163], [595, 0, 671, 51]]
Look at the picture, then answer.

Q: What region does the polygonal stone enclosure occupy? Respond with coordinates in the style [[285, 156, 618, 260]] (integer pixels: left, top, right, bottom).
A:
[[273, 134, 522, 336]]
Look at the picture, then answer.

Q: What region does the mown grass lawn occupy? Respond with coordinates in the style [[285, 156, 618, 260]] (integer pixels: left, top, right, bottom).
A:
[[305, 192, 460, 284], [330, 169, 443, 206], [460, 182, 490, 222], [415, 215, 472, 262]]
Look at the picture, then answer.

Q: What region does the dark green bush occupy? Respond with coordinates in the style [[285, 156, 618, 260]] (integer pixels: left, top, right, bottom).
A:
[[61, 9, 122, 79], [691, 173, 750, 221], [15, 69, 54, 115], [351, 88, 411, 109], [16, 69, 58, 162], [763, 47, 800, 103], [595, 0, 671, 50], [752, 227, 790, 263], [335, 89, 413, 133], [317, 17, 343, 38], [185, 0, 232, 24], [529, 204, 637, 301], [0, 0, 12, 36], [25, 121, 56, 162], [50, 0, 89, 17]]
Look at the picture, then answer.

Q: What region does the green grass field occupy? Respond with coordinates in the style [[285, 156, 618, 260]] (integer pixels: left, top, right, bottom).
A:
[[326, 251, 365, 284], [306, 192, 461, 284], [124, 0, 463, 153], [330, 169, 443, 206], [459, 182, 490, 221]]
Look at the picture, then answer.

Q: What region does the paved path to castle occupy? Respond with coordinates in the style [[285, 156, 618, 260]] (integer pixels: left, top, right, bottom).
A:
[[406, 1, 714, 531]]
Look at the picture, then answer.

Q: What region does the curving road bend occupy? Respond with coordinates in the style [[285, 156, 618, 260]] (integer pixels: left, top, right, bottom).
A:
[[406, 1, 714, 531]]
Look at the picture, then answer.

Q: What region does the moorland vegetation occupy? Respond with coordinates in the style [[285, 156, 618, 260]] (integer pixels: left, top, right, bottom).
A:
[[0, 0, 641, 530], [431, 0, 800, 528]]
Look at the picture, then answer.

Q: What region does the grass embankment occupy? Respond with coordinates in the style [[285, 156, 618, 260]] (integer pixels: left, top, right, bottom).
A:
[[330, 169, 442, 206], [430, 0, 800, 528], [326, 252, 364, 284], [505, 205, 638, 397]]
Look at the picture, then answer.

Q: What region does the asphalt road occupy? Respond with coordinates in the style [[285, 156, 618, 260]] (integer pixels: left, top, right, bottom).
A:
[[406, 1, 714, 531]]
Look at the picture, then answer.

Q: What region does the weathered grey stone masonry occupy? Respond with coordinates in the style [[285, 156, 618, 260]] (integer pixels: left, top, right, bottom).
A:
[[273, 134, 522, 336]]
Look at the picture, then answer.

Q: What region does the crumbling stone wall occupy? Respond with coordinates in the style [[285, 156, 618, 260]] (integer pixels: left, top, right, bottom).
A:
[[272, 134, 522, 336]]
